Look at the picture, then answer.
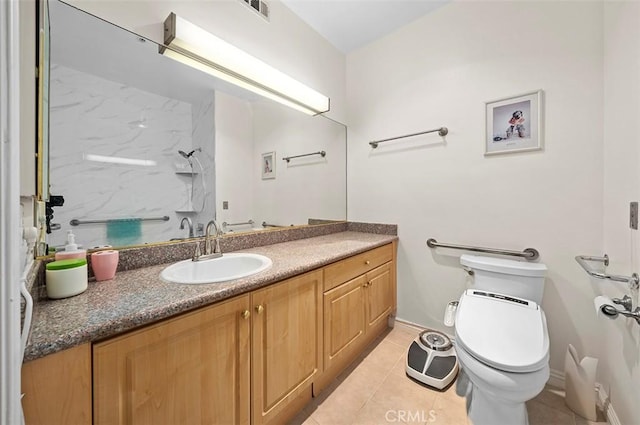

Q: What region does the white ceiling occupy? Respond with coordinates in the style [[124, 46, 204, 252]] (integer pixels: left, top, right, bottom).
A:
[[280, 0, 448, 53]]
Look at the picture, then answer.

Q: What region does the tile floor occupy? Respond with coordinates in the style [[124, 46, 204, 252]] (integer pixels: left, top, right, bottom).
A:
[[290, 323, 608, 425]]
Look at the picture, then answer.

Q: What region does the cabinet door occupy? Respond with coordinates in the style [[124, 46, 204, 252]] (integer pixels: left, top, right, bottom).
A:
[[22, 344, 92, 425], [252, 270, 323, 425], [323, 274, 366, 372], [93, 295, 251, 425], [365, 263, 393, 334]]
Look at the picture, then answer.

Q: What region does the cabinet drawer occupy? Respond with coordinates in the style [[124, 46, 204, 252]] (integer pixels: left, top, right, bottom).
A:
[[324, 244, 393, 291]]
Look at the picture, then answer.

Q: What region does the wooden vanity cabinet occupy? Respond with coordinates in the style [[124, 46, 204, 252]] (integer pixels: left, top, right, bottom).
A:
[[251, 270, 323, 425], [93, 294, 251, 425], [92, 270, 323, 425], [26, 242, 395, 425], [21, 343, 92, 425], [319, 243, 396, 391]]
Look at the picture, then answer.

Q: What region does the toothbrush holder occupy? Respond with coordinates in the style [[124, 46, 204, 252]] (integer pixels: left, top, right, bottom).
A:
[[91, 250, 119, 281]]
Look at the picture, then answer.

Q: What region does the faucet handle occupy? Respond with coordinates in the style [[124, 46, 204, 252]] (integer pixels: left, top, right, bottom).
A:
[[193, 241, 202, 261]]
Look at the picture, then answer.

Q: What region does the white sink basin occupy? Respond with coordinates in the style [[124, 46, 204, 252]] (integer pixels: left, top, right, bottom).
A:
[[160, 253, 272, 284]]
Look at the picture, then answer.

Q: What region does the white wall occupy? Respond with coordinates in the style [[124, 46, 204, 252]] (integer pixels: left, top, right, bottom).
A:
[[215, 93, 347, 230], [252, 101, 347, 226], [601, 2, 640, 424], [65, 0, 346, 123], [215, 92, 255, 228], [347, 0, 604, 379]]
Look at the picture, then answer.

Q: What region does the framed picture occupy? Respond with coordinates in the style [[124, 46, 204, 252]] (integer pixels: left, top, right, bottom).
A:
[[261, 151, 276, 179], [485, 90, 542, 156]]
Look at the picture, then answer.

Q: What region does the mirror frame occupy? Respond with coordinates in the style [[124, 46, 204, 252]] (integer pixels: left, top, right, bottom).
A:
[[37, 0, 50, 202]]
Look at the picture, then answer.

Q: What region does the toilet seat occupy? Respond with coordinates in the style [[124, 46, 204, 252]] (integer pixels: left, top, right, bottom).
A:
[[455, 289, 549, 373]]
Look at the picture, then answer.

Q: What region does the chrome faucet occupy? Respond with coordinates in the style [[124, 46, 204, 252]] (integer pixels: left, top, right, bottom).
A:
[[192, 220, 222, 262], [205, 220, 222, 257], [179, 217, 194, 238]]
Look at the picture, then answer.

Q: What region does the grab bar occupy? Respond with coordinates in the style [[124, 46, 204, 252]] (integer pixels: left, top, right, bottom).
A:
[[70, 216, 170, 226], [370, 127, 448, 149], [282, 151, 326, 162], [222, 219, 254, 227], [427, 238, 539, 260], [575, 254, 639, 289]]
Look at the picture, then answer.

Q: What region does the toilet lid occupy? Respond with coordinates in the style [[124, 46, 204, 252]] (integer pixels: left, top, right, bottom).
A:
[[455, 289, 549, 373]]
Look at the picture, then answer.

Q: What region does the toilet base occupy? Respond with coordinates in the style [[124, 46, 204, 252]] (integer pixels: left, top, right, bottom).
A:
[[466, 376, 529, 425]]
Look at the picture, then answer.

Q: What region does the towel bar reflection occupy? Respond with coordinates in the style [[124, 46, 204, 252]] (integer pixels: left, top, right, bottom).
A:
[[370, 127, 448, 149], [427, 238, 539, 260], [575, 254, 639, 289], [282, 151, 326, 162], [222, 219, 254, 228], [70, 216, 170, 226]]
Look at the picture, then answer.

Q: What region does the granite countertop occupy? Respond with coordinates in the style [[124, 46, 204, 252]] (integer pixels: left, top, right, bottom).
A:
[[25, 231, 397, 362]]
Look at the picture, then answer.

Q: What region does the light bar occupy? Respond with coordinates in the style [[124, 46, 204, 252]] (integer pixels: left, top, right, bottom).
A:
[[84, 154, 157, 167], [162, 13, 330, 116]]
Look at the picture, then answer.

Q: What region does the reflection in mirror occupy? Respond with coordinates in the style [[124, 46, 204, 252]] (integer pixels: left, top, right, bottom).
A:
[[44, 0, 346, 252]]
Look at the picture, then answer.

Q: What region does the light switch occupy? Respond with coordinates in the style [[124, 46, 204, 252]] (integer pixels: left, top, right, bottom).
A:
[[630, 202, 638, 230]]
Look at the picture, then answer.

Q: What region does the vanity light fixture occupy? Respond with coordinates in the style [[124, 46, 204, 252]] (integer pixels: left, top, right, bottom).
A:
[[161, 13, 330, 116]]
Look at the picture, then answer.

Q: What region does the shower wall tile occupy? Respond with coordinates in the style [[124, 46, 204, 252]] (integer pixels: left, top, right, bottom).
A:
[[49, 64, 202, 249], [189, 94, 216, 227]]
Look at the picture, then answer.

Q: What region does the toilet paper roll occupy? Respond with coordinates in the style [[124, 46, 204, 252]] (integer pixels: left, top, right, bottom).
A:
[[593, 295, 617, 319]]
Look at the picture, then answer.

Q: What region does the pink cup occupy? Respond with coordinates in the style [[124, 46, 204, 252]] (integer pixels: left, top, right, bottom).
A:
[[91, 250, 119, 281]]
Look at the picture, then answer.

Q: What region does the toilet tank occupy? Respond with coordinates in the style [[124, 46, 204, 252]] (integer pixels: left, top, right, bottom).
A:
[[460, 254, 547, 304]]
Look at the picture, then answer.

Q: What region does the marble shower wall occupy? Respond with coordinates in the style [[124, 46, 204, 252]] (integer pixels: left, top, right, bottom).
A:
[[48, 64, 214, 249], [189, 94, 216, 230]]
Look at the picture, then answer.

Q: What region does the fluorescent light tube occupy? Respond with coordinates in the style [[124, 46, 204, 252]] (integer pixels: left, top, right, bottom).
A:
[[162, 13, 330, 116], [84, 154, 157, 167]]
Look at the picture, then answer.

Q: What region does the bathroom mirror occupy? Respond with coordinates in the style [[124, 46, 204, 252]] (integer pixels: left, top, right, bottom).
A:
[[42, 0, 346, 252]]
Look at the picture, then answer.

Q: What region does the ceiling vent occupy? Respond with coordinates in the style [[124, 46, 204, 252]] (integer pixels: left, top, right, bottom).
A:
[[241, 0, 270, 20]]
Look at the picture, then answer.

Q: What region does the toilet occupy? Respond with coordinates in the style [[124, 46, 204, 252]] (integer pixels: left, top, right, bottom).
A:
[[454, 254, 549, 425]]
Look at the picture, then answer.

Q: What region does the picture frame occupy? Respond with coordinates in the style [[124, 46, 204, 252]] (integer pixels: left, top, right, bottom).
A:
[[261, 151, 276, 179], [485, 90, 542, 156]]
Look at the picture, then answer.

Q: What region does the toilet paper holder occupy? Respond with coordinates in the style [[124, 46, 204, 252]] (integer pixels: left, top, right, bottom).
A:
[[600, 295, 640, 325]]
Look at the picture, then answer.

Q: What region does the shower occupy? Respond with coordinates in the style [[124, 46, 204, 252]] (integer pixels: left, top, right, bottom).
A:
[[178, 149, 198, 160], [178, 148, 207, 213]]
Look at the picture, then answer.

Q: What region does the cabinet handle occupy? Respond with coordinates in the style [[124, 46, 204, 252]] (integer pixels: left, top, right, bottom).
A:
[[365, 260, 371, 265], [255, 305, 264, 314], [241, 310, 250, 319], [363, 281, 371, 288]]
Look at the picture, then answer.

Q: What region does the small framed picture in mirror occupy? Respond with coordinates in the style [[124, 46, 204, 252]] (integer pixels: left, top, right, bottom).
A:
[[262, 151, 276, 179]]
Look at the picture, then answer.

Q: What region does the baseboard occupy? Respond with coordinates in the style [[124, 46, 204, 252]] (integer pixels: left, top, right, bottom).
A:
[[596, 383, 621, 425], [392, 317, 427, 332], [393, 317, 461, 340], [547, 368, 565, 389]]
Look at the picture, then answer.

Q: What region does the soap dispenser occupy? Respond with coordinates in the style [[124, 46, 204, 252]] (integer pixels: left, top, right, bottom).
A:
[[55, 230, 87, 260]]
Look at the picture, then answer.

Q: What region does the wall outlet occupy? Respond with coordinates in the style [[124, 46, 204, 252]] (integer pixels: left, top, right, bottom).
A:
[[223, 201, 229, 210], [630, 202, 638, 230]]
